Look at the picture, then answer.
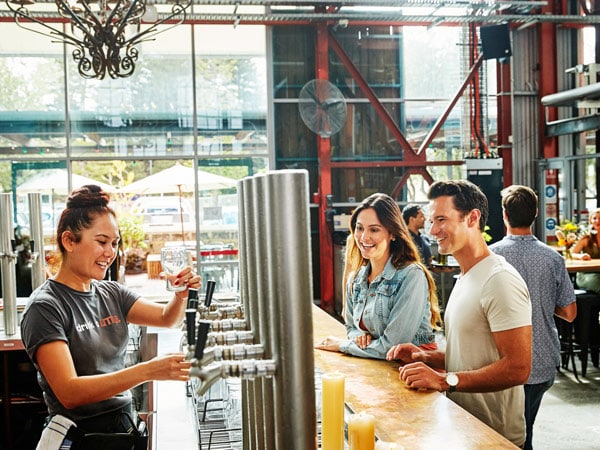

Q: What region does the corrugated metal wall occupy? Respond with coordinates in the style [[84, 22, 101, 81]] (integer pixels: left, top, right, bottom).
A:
[[510, 27, 539, 188]]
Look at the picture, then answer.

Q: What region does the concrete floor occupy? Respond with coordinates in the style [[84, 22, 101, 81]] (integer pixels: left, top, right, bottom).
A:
[[126, 273, 600, 450], [533, 361, 600, 450]]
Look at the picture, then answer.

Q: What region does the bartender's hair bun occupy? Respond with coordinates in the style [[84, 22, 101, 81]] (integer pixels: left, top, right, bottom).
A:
[[67, 184, 111, 209], [56, 184, 116, 255]]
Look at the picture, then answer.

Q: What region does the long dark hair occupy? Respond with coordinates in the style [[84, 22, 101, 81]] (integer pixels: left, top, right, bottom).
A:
[[349, 193, 441, 328], [56, 184, 116, 256]]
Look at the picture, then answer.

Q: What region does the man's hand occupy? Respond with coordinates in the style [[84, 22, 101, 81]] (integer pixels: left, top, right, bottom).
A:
[[399, 362, 446, 391], [386, 343, 424, 364]]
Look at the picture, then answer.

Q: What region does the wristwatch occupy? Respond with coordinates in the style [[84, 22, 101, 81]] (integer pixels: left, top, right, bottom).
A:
[[446, 372, 459, 393]]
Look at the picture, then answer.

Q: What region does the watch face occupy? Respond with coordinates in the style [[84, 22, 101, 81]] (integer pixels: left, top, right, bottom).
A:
[[447, 373, 459, 386]]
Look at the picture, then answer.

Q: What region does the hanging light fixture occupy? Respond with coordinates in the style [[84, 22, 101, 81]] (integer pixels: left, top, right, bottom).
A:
[[5, 0, 191, 79]]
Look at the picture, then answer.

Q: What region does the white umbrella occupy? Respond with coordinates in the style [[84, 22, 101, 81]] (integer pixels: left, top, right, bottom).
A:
[[17, 169, 115, 195], [119, 163, 237, 243], [118, 163, 236, 195]]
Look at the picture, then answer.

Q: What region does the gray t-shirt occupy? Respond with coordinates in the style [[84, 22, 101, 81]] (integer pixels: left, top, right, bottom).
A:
[[21, 279, 139, 422]]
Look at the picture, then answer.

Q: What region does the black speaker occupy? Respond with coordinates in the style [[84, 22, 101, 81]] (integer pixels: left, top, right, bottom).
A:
[[480, 23, 512, 60]]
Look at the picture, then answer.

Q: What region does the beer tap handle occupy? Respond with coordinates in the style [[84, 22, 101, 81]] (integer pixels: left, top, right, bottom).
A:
[[30, 240, 35, 253], [194, 320, 211, 360], [187, 288, 199, 310], [204, 280, 216, 307], [185, 309, 197, 346]]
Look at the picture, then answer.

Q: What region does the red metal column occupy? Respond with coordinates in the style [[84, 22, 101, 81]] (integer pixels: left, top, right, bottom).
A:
[[539, 22, 558, 159], [315, 22, 335, 313], [497, 59, 513, 186]]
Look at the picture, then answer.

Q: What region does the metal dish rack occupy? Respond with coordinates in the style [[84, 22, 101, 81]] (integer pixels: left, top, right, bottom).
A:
[[189, 377, 243, 449]]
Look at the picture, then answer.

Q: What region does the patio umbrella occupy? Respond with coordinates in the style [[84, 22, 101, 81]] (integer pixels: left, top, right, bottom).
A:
[[119, 163, 236, 243], [17, 169, 115, 195], [118, 163, 236, 195]]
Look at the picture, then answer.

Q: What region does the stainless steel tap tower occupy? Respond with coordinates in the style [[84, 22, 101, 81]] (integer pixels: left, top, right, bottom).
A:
[[188, 169, 316, 449], [0, 192, 46, 335], [28, 193, 47, 289], [238, 169, 316, 450], [0, 193, 18, 335]]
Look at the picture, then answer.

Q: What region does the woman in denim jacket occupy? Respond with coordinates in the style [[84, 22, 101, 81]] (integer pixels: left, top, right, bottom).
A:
[[317, 193, 441, 359]]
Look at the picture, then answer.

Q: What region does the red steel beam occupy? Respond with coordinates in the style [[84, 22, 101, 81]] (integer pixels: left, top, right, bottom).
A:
[[315, 22, 335, 314]]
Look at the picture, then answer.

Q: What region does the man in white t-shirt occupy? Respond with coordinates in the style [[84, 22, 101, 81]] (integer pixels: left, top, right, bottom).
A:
[[387, 179, 532, 448]]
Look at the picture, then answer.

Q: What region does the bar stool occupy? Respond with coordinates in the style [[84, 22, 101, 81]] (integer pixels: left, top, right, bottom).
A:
[[574, 289, 600, 377], [555, 306, 581, 382]]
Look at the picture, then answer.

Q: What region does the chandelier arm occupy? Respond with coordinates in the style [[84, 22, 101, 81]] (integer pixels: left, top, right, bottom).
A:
[[123, 0, 191, 46], [54, 0, 103, 43], [112, 0, 146, 39], [7, 3, 88, 49]]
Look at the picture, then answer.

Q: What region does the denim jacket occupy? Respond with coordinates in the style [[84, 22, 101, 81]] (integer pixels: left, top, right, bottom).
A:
[[340, 257, 434, 359]]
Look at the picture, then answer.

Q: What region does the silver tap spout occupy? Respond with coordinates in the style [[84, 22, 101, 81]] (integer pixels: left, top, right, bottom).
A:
[[206, 330, 255, 346], [192, 359, 277, 396], [199, 343, 264, 366], [190, 361, 225, 396], [198, 305, 244, 320], [209, 318, 248, 332], [0, 250, 17, 264]]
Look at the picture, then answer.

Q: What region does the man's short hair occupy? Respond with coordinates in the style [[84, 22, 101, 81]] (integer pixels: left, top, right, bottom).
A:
[[402, 204, 422, 224], [500, 185, 538, 228], [427, 180, 489, 232]]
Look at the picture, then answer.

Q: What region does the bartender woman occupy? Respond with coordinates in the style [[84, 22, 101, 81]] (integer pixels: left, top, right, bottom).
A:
[[21, 185, 200, 442]]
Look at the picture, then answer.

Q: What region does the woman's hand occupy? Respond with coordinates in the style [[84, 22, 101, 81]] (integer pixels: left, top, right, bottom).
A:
[[315, 336, 343, 352], [354, 333, 372, 349], [143, 353, 191, 382], [173, 266, 202, 300]]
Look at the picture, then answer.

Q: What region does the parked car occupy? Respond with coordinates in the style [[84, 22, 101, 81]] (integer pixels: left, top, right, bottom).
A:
[[132, 196, 195, 233]]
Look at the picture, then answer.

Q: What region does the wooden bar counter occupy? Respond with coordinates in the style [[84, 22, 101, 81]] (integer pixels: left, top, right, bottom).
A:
[[312, 305, 518, 449]]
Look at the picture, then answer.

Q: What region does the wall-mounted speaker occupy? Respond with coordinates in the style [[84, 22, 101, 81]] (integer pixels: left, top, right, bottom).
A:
[[480, 23, 512, 61]]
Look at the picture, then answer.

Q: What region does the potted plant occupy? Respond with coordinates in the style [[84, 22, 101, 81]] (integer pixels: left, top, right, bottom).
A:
[[120, 213, 148, 274]]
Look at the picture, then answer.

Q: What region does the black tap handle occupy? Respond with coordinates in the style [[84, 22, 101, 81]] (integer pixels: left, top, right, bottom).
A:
[[187, 288, 199, 310], [194, 321, 211, 360], [30, 240, 35, 253], [185, 309, 197, 346], [10, 239, 16, 252], [204, 280, 216, 307]]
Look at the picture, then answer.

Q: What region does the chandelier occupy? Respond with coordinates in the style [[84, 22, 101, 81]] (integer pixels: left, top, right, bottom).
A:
[[6, 0, 191, 79]]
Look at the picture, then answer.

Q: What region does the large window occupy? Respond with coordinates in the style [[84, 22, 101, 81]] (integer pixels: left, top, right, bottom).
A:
[[0, 24, 268, 295]]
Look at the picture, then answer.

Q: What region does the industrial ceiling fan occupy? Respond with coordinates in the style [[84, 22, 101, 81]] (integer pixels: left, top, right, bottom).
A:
[[298, 79, 347, 138]]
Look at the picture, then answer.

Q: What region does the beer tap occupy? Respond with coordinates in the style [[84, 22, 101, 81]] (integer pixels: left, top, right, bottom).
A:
[[204, 279, 216, 307], [0, 239, 17, 263], [205, 330, 255, 346], [198, 304, 244, 321], [29, 239, 40, 262]]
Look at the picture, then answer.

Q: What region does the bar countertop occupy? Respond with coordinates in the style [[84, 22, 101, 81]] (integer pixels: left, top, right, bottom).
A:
[[312, 305, 518, 449]]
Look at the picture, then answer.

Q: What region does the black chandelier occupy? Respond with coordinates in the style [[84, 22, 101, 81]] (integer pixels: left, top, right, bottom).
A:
[[6, 0, 191, 79]]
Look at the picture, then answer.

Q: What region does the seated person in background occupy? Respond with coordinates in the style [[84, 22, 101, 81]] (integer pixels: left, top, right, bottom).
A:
[[402, 204, 432, 266], [571, 208, 600, 294], [316, 193, 441, 360]]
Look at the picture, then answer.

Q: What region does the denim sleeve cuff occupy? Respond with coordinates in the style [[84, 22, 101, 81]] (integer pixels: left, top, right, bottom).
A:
[[338, 340, 351, 354]]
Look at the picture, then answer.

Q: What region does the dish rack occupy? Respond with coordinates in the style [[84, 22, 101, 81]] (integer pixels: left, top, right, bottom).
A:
[[189, 377, 242, 450]]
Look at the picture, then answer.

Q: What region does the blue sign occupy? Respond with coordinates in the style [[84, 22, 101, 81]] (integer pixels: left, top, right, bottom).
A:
[[545, 185, 557, 200], [546, 217, 557, 230]]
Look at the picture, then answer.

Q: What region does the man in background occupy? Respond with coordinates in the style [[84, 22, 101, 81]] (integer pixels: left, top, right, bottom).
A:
[[490, 184, 576, 450], [402, 204, 432, 266]]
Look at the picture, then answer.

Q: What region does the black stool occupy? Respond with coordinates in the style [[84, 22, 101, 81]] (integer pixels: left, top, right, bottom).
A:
[[555, 314, 580, 381], [574, 290, 600, 377]]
